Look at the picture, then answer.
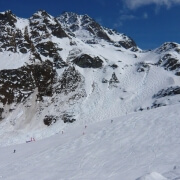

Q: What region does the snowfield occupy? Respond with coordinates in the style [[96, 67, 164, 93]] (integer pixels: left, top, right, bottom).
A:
[[0, 104, 180, 180]]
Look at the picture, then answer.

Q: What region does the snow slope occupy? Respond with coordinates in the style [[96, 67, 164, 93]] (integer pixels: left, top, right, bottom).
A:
[[0, 104, 180, 180], [0, 44, 180, 146], [0, 10, 180, 148]]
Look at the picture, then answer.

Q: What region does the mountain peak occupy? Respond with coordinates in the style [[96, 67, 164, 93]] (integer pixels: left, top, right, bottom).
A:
[[30, 10, 52, 20], [59, 12, 96, 27], [61, 11, 78, 17], [0, 10, 17, 27], [0, 10, 14, 15], [155, 42, 180, 53], [36, 10, 50, 16], [57, 12, 138, 50], [58, 12, 112, 42]]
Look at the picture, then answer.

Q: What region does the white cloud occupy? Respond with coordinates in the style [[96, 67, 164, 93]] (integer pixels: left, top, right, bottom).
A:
[[113, 21, 123, 28], [143, 12, 148, 19], [120, 14, 137, 20], [123, 0, 180, 9], [113, 14, 137, 28]]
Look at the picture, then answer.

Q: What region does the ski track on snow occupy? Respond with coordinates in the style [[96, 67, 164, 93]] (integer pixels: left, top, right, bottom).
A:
[[0, 105, 180, 179]]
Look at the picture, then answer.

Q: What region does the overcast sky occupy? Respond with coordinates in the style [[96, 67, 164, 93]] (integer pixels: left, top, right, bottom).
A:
[[0, 0, 180, 50]]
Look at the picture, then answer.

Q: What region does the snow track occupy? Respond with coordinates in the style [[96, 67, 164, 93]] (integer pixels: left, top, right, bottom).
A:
[[0, 104, 180, 179]]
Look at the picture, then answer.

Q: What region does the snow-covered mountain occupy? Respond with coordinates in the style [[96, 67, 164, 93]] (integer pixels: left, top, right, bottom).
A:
[[0, 9, 179, 142], [0, 9, 180, 180]]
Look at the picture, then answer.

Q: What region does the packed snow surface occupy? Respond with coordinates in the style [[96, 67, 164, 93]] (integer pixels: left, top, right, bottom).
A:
[[136, 172, 167, 180], [0, 104, 180, 180]]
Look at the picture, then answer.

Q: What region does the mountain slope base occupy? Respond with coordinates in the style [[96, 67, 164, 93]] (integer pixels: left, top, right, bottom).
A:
[[0, 104, 180, 180]]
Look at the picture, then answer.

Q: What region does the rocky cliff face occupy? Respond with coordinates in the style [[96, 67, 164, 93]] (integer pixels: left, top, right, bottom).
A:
[[0, 10, 70, 123], [0, 10, 180, 140], [57, 12, 138, 51], [155, 42, 180, 75]]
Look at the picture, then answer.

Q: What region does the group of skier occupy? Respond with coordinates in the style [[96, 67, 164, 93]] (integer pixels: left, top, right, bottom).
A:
[[13, 120, 114, 154]]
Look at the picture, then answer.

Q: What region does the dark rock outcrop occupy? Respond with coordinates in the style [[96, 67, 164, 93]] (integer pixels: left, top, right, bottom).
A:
[[0, 108, 4, 120], [61, 113, 76, 123], [156, 54, 180, 74], [58, 12, 138, 51], [0, 10, 17, 27], [53, 54, 68, 69], [109, 64, 118, 69], [0, 10, 68, 54], [55, 66, 82, 95], [153, 86, 180, 99], [44, 115, 57, 126], [73, 54, 103, 68], [156, 42, 179, 54], [0, 60, 56, 105], [36, 41, 62, 57], [0, 11, 29, 53], [118, 38, 137, 50], [102, 78, 108, 83], [136, 62, 150, 72], [58, 12, 111, 42], [30, 10, 68, 39], [109, 72, 119, 84]]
